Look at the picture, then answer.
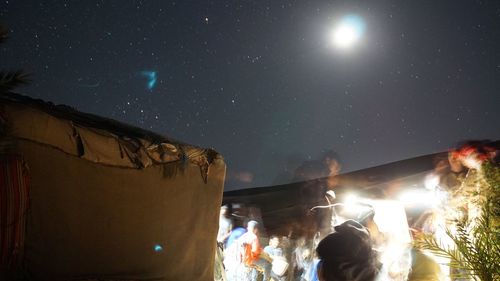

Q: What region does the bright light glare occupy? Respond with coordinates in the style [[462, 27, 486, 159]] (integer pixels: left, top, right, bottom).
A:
[[369, 200, 412, 279], [333, 25, 358, 48], [330, 15, 365, 49], [398, 189, 440, 207], [424, 174, 440, 190], [369, 200, 412, 245], [344, 193, 358, 206], [342, 193, 372, 216]]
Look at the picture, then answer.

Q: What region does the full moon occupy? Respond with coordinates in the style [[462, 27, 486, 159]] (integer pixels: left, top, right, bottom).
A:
[[330, 15, 365, 49]]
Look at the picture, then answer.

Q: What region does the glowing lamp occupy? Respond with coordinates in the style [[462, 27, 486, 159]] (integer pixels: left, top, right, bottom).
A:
[[343, 193, 359, 206]]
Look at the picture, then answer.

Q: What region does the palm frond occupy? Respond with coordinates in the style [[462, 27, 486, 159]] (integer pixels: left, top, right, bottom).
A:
[[0, 70, 31, 93], [414, 162, 500, 281]]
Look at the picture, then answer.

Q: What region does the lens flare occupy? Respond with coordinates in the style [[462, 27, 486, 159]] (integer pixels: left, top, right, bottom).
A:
[[154, 244, 163, 252]]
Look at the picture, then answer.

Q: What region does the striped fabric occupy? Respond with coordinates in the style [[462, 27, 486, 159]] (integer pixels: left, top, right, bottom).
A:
[[0, 154, 30, 269]]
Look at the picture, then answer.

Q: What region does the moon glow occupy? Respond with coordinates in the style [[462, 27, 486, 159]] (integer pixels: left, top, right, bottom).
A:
[[331, 15, 365, 49]]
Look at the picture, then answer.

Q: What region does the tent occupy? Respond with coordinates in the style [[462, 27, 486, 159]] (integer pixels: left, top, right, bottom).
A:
[[223, 139, 498, 237], [223, 153, 441, 237], [0, 92, 226, 280]]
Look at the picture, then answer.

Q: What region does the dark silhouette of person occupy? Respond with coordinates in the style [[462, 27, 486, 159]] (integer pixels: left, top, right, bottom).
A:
[[316, 220, 379, 281]]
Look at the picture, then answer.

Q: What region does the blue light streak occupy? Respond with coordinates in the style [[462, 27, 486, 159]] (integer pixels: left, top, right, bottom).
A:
[[141, 71, 157, 90]]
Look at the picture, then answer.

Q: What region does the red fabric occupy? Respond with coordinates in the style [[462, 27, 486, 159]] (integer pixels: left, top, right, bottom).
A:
[[450, 143, 496, 162], [240, 232, 262, 266], [0, 155, 30, 269]]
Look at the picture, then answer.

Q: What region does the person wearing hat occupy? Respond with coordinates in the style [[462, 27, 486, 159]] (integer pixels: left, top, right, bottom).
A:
[[316, 220, 379, 281]]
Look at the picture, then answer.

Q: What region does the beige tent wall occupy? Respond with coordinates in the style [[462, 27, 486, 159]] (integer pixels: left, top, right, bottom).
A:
[[1, 96, 226, 281], [20, 139, 225, 281]]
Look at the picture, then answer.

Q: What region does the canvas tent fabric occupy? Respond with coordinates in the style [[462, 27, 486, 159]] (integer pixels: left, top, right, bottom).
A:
[[0, 92, 226, 281]]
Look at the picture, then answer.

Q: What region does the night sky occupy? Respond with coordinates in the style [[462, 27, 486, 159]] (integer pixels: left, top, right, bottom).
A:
[[1, 1, 499, 190]]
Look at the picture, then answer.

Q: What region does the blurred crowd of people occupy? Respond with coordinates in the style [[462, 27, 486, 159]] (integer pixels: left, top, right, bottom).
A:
[[215, 191, 393, 281], [215, 141, 498, 281], [216, 202, 379, 281], [215, 203, 313, 281]]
